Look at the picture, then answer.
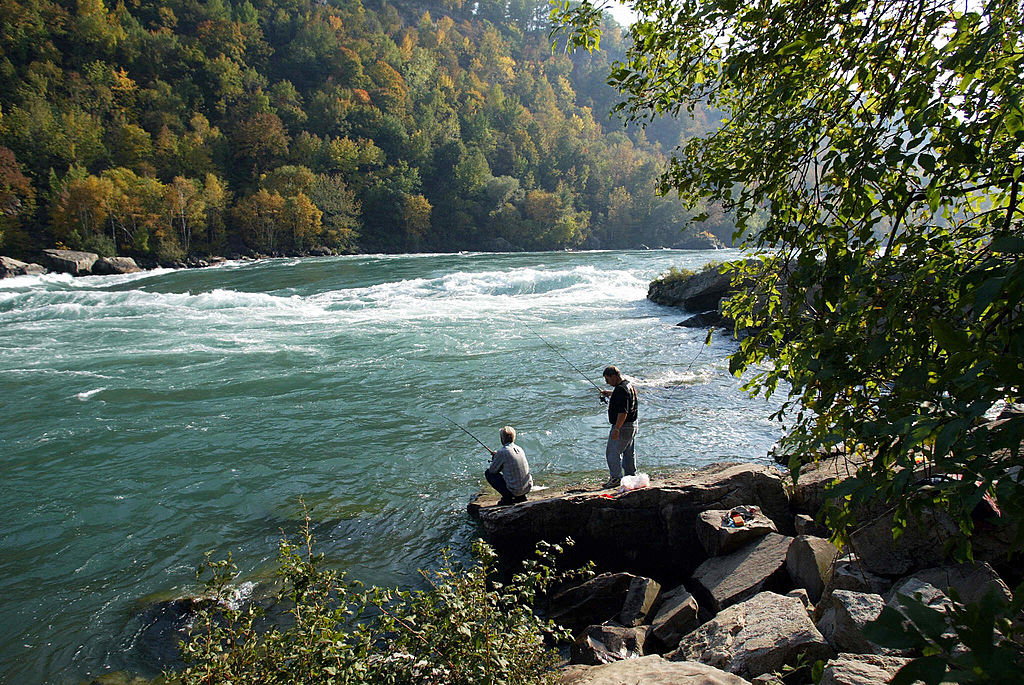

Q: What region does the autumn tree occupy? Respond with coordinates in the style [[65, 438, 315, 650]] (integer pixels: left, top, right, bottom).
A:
[[233, 189, 285, 253], [0, 147, 35, 253]]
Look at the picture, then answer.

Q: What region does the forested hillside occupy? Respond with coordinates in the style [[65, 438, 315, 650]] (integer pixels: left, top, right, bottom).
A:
[[0, 0, 725, 262]]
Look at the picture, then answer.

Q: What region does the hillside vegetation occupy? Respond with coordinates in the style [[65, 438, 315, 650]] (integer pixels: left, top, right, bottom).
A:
[[0, 0, 725, 262]]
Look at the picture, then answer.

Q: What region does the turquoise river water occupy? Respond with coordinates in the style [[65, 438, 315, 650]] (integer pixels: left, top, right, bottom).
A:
[[0, 249, 783, 684]]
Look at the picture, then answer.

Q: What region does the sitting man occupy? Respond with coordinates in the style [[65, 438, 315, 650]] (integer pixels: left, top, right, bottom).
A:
[[485, 425, 533, 505]]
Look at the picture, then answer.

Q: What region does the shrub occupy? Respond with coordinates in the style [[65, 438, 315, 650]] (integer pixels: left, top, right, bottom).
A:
[[651, 265, 696, 287], [175, 514, 586, 685]]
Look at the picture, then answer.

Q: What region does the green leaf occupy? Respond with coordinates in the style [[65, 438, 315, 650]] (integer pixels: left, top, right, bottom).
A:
[[864, 606, 926, 650], [778, 39, 807, 55], [989, 236, 1024, 253], [930, 319, 968, 353], [892, 656, 948, 685]]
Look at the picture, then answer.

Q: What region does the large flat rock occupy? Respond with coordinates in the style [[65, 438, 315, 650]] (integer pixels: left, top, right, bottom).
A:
[[850, 508, 961, 577], [42, 249, 98, 275], [819, 654, 916, 685], [697, 506, 778, 557], [550, 572, 638, 630], [670, 591, 833, 677], [693, 532, 794, 612], [469, 463, 791, 579], [0, 255, 46, 278], [561, 655, 752, 685], [814, 590, 888, 655]]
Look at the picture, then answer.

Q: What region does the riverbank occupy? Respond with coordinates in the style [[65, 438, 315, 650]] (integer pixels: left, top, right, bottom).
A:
[[467, 455, 1017, 684]]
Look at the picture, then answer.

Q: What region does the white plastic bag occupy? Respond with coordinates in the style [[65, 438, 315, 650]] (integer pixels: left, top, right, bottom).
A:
[[617, 472, 650, 494]]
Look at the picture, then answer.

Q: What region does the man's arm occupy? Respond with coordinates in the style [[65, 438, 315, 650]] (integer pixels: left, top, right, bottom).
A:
[[611, 412, 626, 439], [486, 447, 503, 473]]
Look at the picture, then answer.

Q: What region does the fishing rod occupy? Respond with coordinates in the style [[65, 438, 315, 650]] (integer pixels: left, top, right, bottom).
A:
[[441, 416, 493, 455], [523, 322, 607, 404]]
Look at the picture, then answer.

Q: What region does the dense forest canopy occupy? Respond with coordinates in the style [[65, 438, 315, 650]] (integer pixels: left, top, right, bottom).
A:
[[0, 0, 725, 262]]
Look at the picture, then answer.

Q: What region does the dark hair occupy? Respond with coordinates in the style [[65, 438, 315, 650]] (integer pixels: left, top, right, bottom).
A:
[[603, 365, 621, 378]]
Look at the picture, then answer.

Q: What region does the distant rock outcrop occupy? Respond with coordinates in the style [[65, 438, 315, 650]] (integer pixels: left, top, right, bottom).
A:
[[673, 231, 726, 250], [42, 249, 98, 275], [0, 255, 46, 278], [648, 267, 734, 312], [93, 256, 142, 275]]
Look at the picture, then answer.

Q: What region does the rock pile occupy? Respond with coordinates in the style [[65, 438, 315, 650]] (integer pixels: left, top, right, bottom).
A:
[[467, 461, 1016, 684]]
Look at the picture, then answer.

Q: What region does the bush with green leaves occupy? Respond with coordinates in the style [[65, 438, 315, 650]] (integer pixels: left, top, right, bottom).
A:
[[864, 584, 1024, 685], [175, 515, 586, 685], [651, 265, 697, 287]]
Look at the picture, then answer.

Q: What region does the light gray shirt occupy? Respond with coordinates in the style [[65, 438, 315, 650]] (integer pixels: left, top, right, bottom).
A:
[[486, 442, 533, 496]]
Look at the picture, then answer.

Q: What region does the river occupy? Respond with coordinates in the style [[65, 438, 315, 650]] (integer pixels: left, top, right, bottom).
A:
[[0, 249, 782, 683]]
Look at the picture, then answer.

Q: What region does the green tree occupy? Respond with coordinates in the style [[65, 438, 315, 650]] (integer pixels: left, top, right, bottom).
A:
[[102, 166, 165, 254], [165, 175, 204, 255], [280, 191, 322, 251], [233, 188, 285, 252], [559, 0, 1023, 678], [308, 173, 360, 252]]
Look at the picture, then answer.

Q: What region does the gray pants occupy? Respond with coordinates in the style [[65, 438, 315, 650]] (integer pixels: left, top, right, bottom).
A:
[[605, 422, 637, 479]]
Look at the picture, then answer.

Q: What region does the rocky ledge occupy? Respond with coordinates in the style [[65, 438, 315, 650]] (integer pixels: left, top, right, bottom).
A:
[[469, 463, 791, 582], [468, 461, 1017, 684]]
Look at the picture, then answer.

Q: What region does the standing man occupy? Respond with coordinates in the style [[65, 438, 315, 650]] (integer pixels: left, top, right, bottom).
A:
[[485, 425, 533, 505], [599, 365, 638, 488]]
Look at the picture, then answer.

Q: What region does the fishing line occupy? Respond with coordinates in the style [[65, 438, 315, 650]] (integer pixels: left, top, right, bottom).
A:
[[523, 322, 607, 403], [441, 415, 493, 454]]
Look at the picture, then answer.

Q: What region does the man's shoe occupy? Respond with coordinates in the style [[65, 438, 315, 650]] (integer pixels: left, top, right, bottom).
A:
[[497, 497, 514, 506], [512, 494, 528, 504], [602, 477, 621, 489]]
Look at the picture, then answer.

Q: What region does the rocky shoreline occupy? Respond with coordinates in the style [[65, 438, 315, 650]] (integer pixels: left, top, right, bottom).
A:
[[468, 459, 1017, 685], [0, 246, 346, 280]]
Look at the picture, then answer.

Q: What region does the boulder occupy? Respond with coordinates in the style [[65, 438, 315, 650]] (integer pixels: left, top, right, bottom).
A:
[[649, 585, 700, 650], [785, 535, 839, 603], [674, 231, 727, 250], [619, 576, 661, 627], [561, 655, 752, 685], [693, 533, 794, 612], [468, 463, 792, 580], [893, 562, 1012, 606], [786, 588, 811, 609], [41, 248, 98, 275], [886, 578, 961, 653], [788, 454, 866, 518], [824, 554, 892, 596], [550, 573, 638, 630], [648, 267, 734, 311], [0, 255, 46, 278], [850, 508, 960, 577], [696, 506, 778, 557], [887, 578, 953, 612], [794, 513, 829, 537], [819, 654, 916, 685], [571, 624, 648, 665], [670, 592, 833, 677], [814, 590, 887, 654], [677, 311, 728, 328], [93, 256, 141, 275]]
